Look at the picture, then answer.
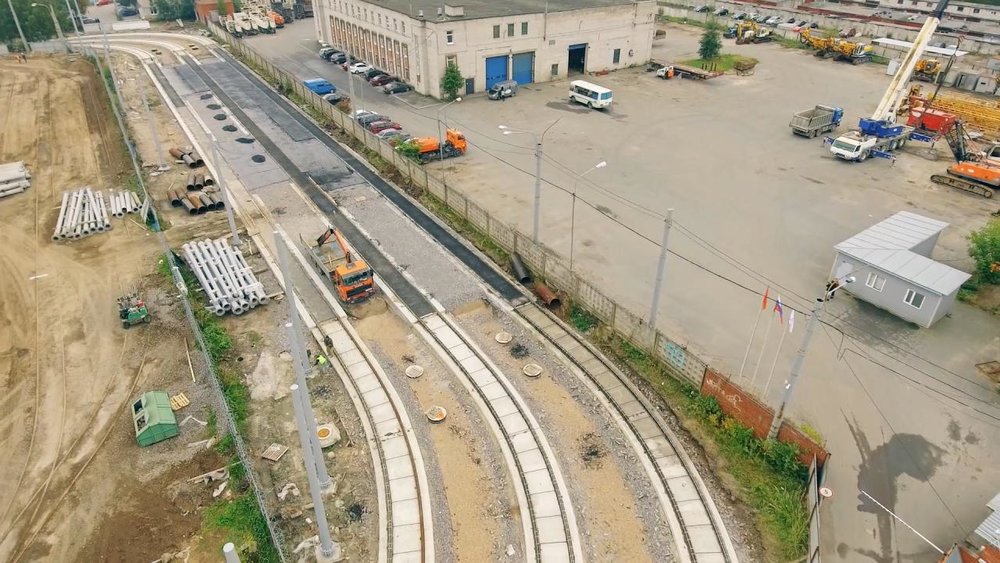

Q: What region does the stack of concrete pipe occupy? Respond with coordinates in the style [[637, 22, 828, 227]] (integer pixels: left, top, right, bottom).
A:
[[109, 190, 143, 217], [51, 187, 112, 241], [0, 161, 31, 198], [181, 238, 269, 316], [167, 189, 224, 214], [169, 147, 204, 169]]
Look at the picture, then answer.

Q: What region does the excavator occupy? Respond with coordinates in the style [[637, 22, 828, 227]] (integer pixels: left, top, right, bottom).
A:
[[830, 39, 873, 65], [734, 21, 772, 44], [304, 227, 376, 303], [800, 29, 835, 55], [931, 120, 999, 198], [913, 58, 942, 82]]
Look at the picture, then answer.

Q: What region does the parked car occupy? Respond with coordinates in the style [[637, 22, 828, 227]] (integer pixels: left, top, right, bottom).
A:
[[323, 92, 347, 104], [349, 62, 372, 74], [339, 56, 360, 70], [329, 53, 347, 64], [367, 121, 402, 133], [694, 5, 710, 12], [376, 128, 403, 139], [786, 16, 797, 23], [382, 82, 412, 94], [839, 27, 857, 37], [319, 47, 336, 59], [732, 12, 747, 20], [795, 20, 807, 26], [370, 74, 396, 86], [806, 22, 819, 29], [765, 16, 781, 25], [906, 13, 922, 21], [117, 5, 138, 17], [303, 78, 335, 95], [357, 113, 389, 126], [387, 133, 412, 147], [364, 67, 387, 80], [713, 7, 728, 16]]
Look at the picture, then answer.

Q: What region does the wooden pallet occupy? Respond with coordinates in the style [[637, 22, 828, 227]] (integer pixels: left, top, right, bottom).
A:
[[261, 443, 289, 462], [170, 392, 190, 411]]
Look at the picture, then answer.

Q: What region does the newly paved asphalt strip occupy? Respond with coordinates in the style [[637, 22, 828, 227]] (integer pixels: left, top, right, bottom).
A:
[[208, 47, 524, 304], [182, 58, 436, 318]]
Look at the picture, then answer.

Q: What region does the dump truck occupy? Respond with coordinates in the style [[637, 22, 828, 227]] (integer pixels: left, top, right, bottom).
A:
[[406, 129, 467, 163], [789, 105, 844, 137], [303, 228, 375, 303]]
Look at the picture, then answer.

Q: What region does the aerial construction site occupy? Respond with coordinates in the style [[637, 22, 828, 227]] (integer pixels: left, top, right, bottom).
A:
[[1, 0, 999, 562]]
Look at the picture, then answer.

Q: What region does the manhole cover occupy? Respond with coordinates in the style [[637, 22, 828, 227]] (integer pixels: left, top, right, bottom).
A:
[[495, 331, 512, 344], [405, 365, 424, 379], [346, 503, 365, 521], [819, 487, 834, 498], [510, 343, 529, 358], [222, 125, 237, 132], [426, 406, 447, 423], [316, 423, 340, 447], [199, 93, 213, 100], [207, 103, 221, 110], [235, 137, 255, 144], [213, 113, 227, 121], [522, 363, 542, 378], [251, 155, 266, 163]]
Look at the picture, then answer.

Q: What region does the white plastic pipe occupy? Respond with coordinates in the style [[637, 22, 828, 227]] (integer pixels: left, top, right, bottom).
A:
[[52, 192, 70, 240]]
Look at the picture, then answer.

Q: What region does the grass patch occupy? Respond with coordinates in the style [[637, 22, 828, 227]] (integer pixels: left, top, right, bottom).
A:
[[203, 492, 281, 562], [680, 54, 758, 73], [607, 335, 809, 559], [658, 14, 709, 28], [569, 304, 598, 333], [420, 192, 511, 265]]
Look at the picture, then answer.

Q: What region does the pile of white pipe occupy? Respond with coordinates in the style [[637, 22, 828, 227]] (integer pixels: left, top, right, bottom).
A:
[[0, 161, 31, 198], [182, 238, 269, 316], [51, 188, 112, 241], [109, 190, 142, 217]]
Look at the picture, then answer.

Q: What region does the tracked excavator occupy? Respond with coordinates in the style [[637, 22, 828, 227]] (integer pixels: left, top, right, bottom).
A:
[[931, 121, 999, 198]]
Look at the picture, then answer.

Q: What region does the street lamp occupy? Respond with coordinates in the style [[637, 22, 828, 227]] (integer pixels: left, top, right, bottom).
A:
[[766, 275, 855, 440], [569, 160, 607, 272], [31, 2, 69, 53], [498, 118, 561, 243], [437, 96, 462, 163]]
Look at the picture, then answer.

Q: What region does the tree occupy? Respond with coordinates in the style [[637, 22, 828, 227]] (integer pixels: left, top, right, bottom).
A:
[[968, 218, 1000, 285], [440, 62, 463, 101], [151, 0, 195, 20], [698, 22, 722, 61], [1, 0, 73, 45]]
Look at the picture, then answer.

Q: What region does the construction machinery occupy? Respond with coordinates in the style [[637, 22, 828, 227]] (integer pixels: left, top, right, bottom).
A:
[[830, 39, 873, 65], [913, 58, 942, 82], [118, 292, 151, 328], [406, 129, 467, 163], [734, 21, 772, 44], [908, 85, 1000, 140], [827, 0, 949, 162], [800, 29, 836, 56], [304, 228, 376, 303], [931, 120, 999, 198], [789, 105, 844, 137]]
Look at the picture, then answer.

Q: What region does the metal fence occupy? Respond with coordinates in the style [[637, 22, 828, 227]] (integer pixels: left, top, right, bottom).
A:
[[806, 456, 824, 563]]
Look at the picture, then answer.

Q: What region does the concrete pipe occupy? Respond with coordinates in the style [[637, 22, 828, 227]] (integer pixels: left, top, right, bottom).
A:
[[85, 189, 99, 232], [230, 248, 265, 304], [218, 241, 253, 301], [532, 282, 561, 308], [96, 191, 111, 230], [129, 192, 141, 213], [65, 190, 84, 237], [0, 186, 26, 198], [186, 173, 197, 191], [510, 253, 532, 284], [194, 174, 205, 190], [112, 193, 122, 216], [0, 179, 30, 192], [199, 241, 238, 304], [184, 243, 225, 307], [209, 240, 244, 303], [190, 152, 205, 167], [168, 147, 187, 160], [52, 192, 70, 241]]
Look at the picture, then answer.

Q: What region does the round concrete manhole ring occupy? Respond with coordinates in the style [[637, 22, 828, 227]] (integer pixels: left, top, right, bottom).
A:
[[222, 125, 238, 132], [317, 423, 339, 447], [207, 103, 222, 110], [405, 365, 424, 379], [523, 363, 543, 378], [251, 155, 266, 163], [495, 331, 512, 344], [426, 406, 447, 423], [213, 113, 227, 121], [236, 137, 255, 144]]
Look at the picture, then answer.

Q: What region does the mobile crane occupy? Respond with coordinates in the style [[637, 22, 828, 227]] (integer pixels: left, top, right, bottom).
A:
[[303, 227, 376, 303], [931, 120, 998, 198], [827, 0, 948, 162]]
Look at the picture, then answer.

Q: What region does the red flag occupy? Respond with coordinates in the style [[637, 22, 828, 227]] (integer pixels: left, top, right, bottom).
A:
[[761, 287, 770, 311]]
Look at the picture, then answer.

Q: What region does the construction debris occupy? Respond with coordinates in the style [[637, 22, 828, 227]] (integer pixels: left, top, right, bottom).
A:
[[188, 466, 231, 484], [181, 238, 269, 316], [0, 161, 31, 198], [169, 393, 190, 411], [51, 187, 112, 241], [277, 482, 301, 500], [167, 188, 225, 215]]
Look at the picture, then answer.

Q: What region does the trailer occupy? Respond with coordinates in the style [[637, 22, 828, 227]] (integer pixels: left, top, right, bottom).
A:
[[790, 105, 844, 137], [670, 63, 722, 80], [826, 122, 934, 162]]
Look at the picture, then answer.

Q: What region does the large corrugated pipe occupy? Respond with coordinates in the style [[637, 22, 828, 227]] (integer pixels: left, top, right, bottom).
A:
[[510, 253, 532, 284]]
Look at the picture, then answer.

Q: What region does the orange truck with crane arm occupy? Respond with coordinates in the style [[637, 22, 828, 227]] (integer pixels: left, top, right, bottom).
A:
[[405, 129, 468, 163], [302, 227, 376, 303]]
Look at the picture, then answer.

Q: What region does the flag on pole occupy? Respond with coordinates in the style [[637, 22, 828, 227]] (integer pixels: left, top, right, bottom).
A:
[[761, 287, 770, 311], [788, 310, 795, 333], [773, 295, 784, 324]]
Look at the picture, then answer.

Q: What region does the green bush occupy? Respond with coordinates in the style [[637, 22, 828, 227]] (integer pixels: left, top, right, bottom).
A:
[[968, 219, 1000, 285], [569, 305, 598, 333]]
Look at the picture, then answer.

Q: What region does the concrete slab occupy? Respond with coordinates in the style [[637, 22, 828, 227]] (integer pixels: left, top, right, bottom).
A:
[[386, 455, 415, 481], [392, 498, 421, 526], [388, 476, 418, 502], [535, 514, 568, 545], [523, 468, 556, 495]]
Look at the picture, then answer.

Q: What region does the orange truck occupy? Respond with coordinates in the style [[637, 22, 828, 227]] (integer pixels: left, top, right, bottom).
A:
[[303, 228, 375, 303], [407, 129, 467, 163], [267, 11, 285, 28]]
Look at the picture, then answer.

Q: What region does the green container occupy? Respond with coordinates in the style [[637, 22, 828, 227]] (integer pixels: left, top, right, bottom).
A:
[[132, 391, 179, 447]]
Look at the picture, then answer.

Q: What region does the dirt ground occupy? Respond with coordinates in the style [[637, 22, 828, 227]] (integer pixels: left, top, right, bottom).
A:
[[0, 55, 222, 562]]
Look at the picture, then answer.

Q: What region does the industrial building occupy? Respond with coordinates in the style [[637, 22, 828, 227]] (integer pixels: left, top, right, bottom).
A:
[[830, 211, 970, 328], [314, 0, 657, 98]]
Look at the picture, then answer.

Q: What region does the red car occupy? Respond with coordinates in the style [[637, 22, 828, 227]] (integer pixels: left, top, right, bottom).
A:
[[367, 120, 402, 133], [370, 74, 396, 87]]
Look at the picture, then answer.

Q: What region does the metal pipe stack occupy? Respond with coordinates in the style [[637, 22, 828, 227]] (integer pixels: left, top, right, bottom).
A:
[[109, 190, 143, 218], [51, 187, 113, 241], [181, 238, 269, 316], [0, 161, 31, 198], [169, 147, 205, 169]]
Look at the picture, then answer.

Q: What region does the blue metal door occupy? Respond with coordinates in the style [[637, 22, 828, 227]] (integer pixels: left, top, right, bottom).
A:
[[485, 55, 509, 89], [512, 52, 534, 85]]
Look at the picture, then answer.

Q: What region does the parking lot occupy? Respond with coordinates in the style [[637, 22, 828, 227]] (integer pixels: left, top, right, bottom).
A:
[[244, 21, 1000, 561]]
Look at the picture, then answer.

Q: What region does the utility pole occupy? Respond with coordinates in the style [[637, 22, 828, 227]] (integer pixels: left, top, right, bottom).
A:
[[291, 383, 336, 558], [32, 2, 69, 53], [222, 542, 241, 563], [141, 81, 169, 171], [647, 208, 674, 328], [212, 142, 241, 246], [533, 136, 542, 243], [7, 0, 31, 54], [766, 276, 854, 440], [63, 0, 81, 35]]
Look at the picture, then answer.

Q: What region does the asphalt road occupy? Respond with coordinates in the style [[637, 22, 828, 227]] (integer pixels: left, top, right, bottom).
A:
[[242, 23, 1000, 562]]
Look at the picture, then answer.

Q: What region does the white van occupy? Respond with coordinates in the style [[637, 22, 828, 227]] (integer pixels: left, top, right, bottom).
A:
[[569, 80, 613, 109]]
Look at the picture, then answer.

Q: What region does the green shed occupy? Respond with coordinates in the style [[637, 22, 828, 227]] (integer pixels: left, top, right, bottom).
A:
[[132, 391, 179, 447]]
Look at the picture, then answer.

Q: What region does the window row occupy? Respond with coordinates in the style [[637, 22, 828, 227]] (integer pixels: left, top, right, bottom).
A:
[[865, 272, 926, 310], [333, 1, 406, 34], [491, 21, 529, 39], [331, 17, 410, 81]]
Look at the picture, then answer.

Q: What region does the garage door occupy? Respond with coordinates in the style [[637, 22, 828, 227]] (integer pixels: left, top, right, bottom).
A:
[[512, 52, 534, 85], [485, 55, 509, 89]]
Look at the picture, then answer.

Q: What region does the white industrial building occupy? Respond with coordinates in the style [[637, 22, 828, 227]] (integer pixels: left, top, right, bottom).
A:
[[313, 0, 657, 98]]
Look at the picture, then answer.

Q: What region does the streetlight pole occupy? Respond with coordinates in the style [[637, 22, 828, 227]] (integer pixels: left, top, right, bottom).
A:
[[437, 96, 462, 164], [647, 208, 674, 328], [766, 276, 854, 440], [7, 0, 31, 54], [498, 118, 561, 243], [569, 160, 606, 272], [32, 2, 69, 53], [63, 0, 80, 35]]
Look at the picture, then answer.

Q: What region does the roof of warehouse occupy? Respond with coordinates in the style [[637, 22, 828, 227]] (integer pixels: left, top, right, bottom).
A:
[[873, 38, 968, 57], [365, 0, 644, 20], [974, 493, 1000, 549], [835, 211, 970, 296]]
